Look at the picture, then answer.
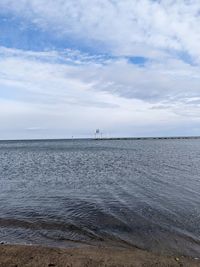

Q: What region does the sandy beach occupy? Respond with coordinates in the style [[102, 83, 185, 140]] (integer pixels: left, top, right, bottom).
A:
[[0, 244, 199, 267]]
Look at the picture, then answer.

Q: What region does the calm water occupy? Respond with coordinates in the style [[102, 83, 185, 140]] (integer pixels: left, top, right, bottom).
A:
[[0, 139, 200, 256]]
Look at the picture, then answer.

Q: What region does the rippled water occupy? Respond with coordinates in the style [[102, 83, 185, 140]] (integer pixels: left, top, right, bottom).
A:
[[0, 139, 200, 256]]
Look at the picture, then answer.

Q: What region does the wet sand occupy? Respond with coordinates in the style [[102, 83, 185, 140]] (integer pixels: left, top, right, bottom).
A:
[[0, 244, 199, 267]]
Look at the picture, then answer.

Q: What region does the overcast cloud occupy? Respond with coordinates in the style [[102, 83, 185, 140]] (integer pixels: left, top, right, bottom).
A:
[[0, 0, 199, 139]]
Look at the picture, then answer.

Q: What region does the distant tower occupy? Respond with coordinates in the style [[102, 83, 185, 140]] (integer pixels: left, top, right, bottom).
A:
[[95, 129, 100, 139]]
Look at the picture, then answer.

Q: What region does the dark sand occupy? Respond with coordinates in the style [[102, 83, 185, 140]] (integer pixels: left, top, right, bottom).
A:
[[0, 244, 199, 267]]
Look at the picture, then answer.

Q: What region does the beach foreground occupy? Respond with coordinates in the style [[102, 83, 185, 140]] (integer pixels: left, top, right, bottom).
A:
[[0, 244, 199, 267]]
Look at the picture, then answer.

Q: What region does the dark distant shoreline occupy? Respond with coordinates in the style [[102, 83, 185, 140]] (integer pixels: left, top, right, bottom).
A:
[[0, 136, 200, 142], [94, 136, 200, 140]]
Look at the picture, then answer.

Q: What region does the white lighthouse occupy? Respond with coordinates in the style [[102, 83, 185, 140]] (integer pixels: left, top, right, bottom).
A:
[[95, 129, 102, 139]]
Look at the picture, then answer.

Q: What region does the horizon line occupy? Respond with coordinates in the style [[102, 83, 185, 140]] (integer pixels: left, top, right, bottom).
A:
[[0, 135, 200, 142]]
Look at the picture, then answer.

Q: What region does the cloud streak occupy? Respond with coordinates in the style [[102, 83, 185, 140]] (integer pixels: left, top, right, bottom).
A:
[[0, 1, 200, 138], [0, 46, 199, 139], [1, 0, 200, 60]]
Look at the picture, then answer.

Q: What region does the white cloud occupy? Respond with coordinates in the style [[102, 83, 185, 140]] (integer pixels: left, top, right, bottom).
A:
[[0, 0, 200, 60], [0, 47, 199, 139], [0, 0, 200, 138]]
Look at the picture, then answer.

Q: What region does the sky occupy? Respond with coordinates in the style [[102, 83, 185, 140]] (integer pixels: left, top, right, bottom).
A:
[[0, 0, 200, 139]]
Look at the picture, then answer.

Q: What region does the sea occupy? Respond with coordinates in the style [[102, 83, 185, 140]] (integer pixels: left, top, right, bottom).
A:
[[0, 138, 200, 257]]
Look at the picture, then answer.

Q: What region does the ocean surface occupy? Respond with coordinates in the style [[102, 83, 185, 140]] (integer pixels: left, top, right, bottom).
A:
[[0, 139, 200, 256]]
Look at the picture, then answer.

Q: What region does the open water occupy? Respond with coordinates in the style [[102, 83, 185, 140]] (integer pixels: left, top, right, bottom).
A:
[[0, 139, 200, 256]]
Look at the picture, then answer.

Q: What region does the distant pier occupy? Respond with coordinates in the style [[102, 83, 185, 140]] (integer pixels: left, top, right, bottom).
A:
[[93, 136, 200, 141]]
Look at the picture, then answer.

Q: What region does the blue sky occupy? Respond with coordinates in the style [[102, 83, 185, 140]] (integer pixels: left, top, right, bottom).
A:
[[0, 0, 200, 139]]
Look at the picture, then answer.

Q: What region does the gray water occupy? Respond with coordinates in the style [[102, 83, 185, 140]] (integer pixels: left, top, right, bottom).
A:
[[0, 139, 200, 256]]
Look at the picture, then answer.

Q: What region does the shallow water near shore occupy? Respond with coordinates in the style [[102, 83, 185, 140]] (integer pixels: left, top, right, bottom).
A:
[[0, 139, 200, 256]]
